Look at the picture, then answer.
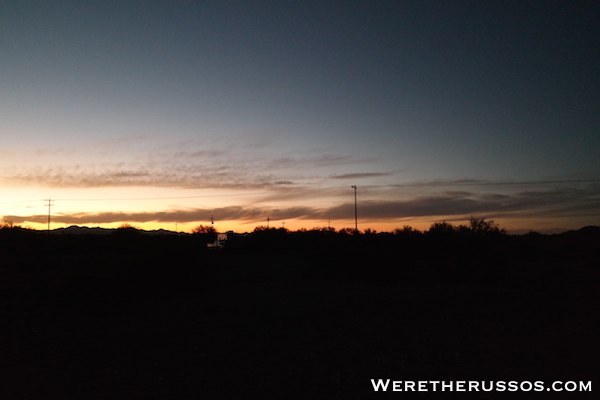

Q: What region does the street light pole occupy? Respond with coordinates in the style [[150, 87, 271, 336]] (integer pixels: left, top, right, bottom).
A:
[[351, 185, 357, 233], [44, 199, 54, 235]]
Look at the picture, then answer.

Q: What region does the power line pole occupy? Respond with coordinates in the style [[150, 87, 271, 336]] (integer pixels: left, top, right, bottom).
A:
[[44, 199, 54, 234], [351, 186, 358, 233]]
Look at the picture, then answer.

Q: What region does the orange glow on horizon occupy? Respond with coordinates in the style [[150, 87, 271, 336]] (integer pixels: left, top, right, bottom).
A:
[[13, 216, 585, 235]]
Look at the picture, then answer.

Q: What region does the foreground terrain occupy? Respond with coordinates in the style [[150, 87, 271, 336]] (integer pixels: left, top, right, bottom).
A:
[[2, 228, 598, 398]]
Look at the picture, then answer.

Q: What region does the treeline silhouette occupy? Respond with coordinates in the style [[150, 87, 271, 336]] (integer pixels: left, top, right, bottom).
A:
[[2, 219, 599, 399], [229, 219, 598, 287], [3, 217, 597, 290]]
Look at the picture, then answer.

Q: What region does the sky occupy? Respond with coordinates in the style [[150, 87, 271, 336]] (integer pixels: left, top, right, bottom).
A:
[[1, 0, 599, 233]]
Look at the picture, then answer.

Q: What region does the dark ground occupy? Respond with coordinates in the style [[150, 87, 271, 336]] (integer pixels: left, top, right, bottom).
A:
[[1, 229, 598, 399]]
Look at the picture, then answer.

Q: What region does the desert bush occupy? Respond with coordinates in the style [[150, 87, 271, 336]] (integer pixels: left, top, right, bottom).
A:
[[309, 226, 336, 233], [465, 217, 506, 236], [426, 221, 456, 235], [393, 225, 422, 236], [455, 217, 506, 237], [192, 224, 217, 234], [1, 219, 16, 229]]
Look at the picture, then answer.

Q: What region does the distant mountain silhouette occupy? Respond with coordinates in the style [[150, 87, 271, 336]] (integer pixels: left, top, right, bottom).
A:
[[51, 225, 183, 236], [561, 225, 600, 236]]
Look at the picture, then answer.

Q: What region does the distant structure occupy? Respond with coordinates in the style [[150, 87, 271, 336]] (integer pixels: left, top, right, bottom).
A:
[[351, 186, 358, 232], [44, 199, 54, 233], [207, 231, 233, 248]]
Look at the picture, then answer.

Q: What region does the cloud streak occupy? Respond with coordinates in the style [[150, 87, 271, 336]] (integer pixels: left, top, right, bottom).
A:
[[390, 178, 600, 188], [1, 144, 368, 190], [331, 172, 394, 179], [4, 135, 599, 229], [6, 183, 599, 227]]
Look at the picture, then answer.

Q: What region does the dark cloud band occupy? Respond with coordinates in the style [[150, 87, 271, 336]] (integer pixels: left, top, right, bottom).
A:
[[5, 183, 599, 226]]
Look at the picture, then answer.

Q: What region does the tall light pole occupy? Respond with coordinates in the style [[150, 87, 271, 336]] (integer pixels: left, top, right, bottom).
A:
[[44, 199, 54, 234], [351, 186, 357, 233]]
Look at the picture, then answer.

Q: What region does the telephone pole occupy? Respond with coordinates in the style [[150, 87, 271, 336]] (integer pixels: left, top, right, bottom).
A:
[[44, 199, 54, 234], [351, 186, 358, 233]]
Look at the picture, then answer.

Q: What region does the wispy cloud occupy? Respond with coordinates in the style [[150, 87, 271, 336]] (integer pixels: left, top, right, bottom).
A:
[[6, 182, 599, 226], [390, 178, 600, 188], [4, 134, 599, 228], [331, 172, 394, 179], [2, 164, 290, 190], [6, 206, 277, 225], [1, 139, 368, 190], [1, 159, 361, 191]]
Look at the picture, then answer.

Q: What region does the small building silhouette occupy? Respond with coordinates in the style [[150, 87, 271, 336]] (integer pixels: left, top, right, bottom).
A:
[[207, 231, 233, 248]]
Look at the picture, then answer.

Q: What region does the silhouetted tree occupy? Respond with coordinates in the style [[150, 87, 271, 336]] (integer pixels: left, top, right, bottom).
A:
[[338, 227, 356, 235], [309, 226, 336, 233], [192, 224, 217, 234], [427, 221, 456, 235], [393, 225, 422, 236], [458, 217, 506, 237], [117, 223, 137, 230], [252, 226, 287, 235], [1, 219, 15, 229]]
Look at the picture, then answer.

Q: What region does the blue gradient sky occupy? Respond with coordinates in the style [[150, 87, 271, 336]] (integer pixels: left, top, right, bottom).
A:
[[2, 0, 599, 233]]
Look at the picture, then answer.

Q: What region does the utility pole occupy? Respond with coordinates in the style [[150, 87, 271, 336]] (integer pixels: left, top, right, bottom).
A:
[[44, 199, 54, 234], [351, 186, 358, 233], [267, 216, 270, 228]]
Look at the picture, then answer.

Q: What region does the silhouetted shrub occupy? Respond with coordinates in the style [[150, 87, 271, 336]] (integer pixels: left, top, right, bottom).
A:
[[192, 224, 216, 234], [426, 221, 456, 236], [464, 217, 506, 237], [393, 225, 422, 237], [337, 227, 357, 235]]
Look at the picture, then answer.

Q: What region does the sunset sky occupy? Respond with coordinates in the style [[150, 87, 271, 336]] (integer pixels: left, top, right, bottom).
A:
[[2, 0, 599, 233]]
